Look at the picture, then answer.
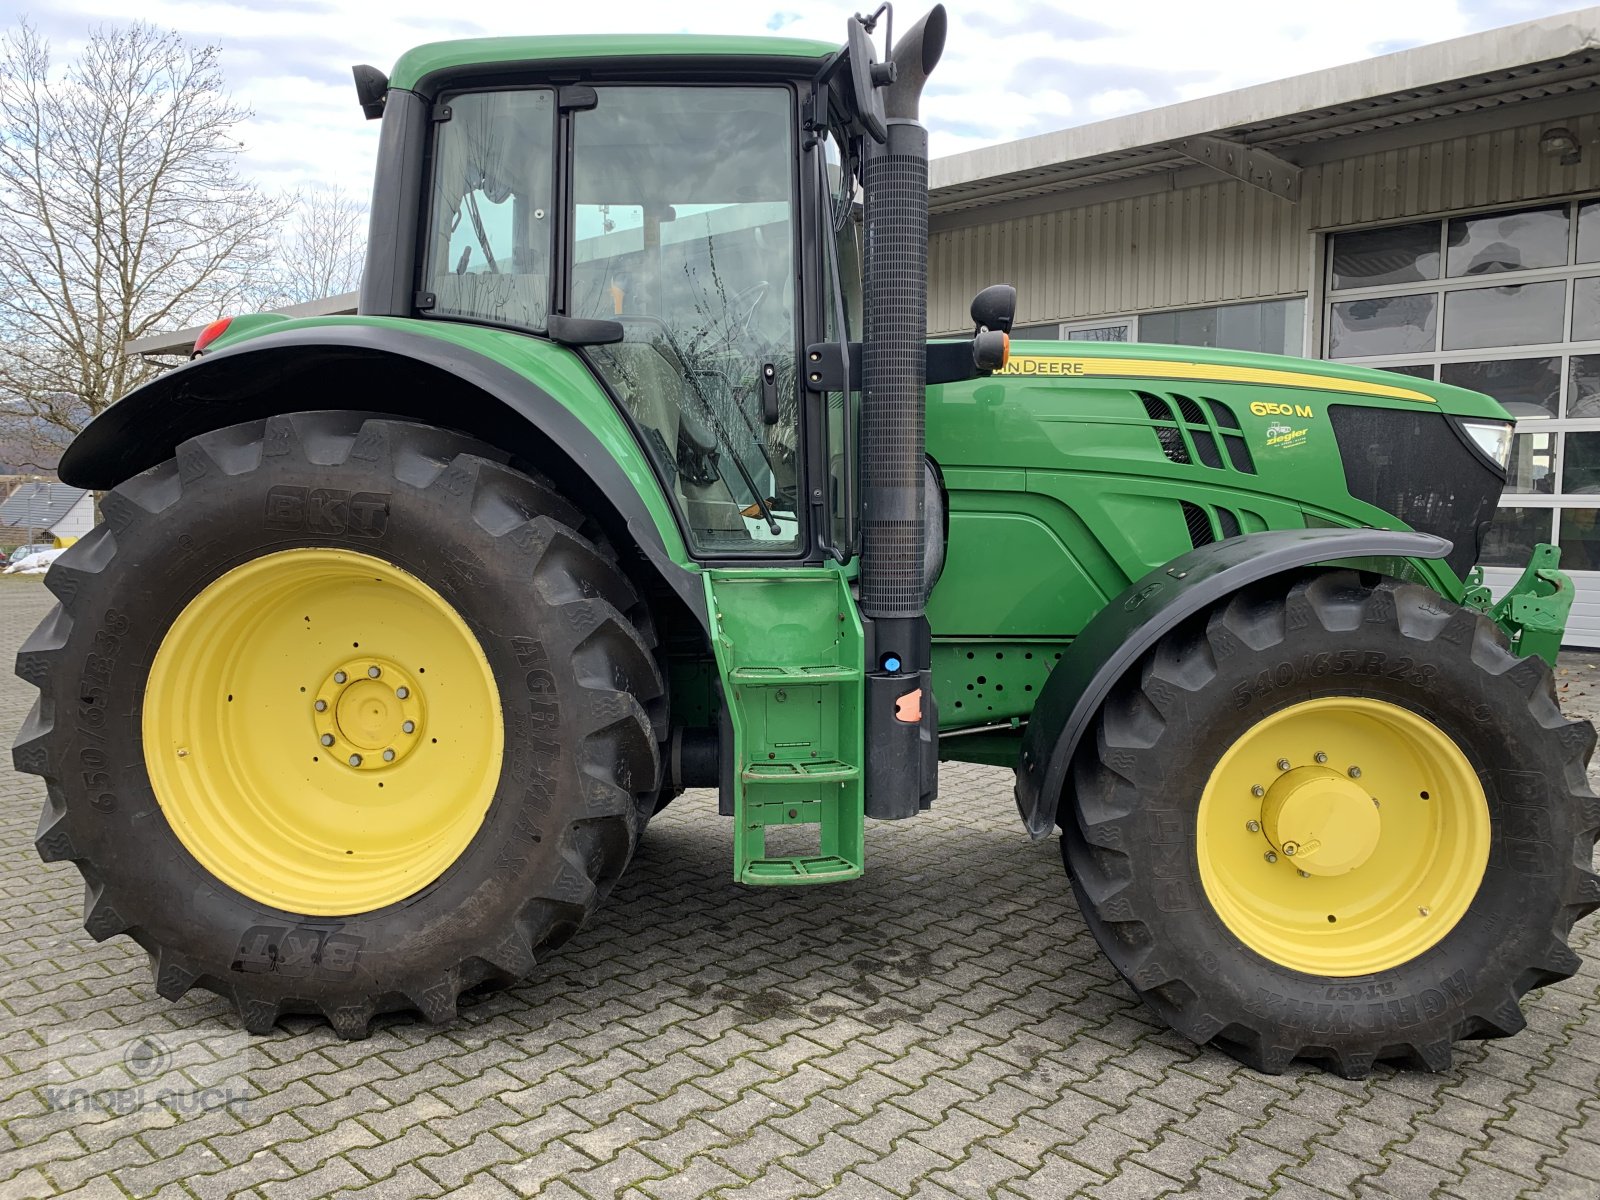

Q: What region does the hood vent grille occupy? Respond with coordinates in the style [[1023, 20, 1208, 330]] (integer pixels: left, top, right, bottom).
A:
[[1181, 501, 1251, 549], [1137, 391, 1256, 476]]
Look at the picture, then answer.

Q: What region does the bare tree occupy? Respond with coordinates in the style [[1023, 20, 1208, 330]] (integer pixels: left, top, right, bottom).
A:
[[0, 21, 285, 470], [270, 184, 366, 306]]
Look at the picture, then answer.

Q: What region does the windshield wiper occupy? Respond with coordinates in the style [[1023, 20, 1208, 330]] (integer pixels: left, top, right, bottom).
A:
[[674, 347, 782, 537], [625, 326, 783, 537]]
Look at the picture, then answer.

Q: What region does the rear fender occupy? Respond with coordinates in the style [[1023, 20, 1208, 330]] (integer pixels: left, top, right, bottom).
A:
[[1014, 528, 1453, 840], [61, 321, 707, 629]]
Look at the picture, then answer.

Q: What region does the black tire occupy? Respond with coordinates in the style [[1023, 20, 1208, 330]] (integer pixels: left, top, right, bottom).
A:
[[16, 413, 666, 1038], [1063, 569, 1600, 1077]]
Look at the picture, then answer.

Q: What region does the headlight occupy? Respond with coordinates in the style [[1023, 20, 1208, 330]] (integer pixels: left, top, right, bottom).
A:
[[1456, 418, 1513, 473]]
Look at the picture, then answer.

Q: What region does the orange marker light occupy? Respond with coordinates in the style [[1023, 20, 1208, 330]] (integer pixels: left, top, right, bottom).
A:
[[192, 316, 233, 356]]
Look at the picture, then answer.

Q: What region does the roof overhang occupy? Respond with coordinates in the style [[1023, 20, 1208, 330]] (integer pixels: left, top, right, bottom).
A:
[[930, 6, 1600, 216], [124, 291, 359, 358]]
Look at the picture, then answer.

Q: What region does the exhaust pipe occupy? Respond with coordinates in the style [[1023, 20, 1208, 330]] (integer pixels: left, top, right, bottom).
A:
[[859, 5, 946, 820]]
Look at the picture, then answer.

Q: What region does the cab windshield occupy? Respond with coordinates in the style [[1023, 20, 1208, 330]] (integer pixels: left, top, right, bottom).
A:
[[570, 86, 801, 554]]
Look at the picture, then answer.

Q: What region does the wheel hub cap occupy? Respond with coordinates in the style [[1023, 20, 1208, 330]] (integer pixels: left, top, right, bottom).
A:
[[316, 658, 424, 768], [1261, 766, 1380, 876]]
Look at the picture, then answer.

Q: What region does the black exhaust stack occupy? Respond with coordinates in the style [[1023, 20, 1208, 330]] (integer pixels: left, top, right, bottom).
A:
[[859, 6, 946, 820]]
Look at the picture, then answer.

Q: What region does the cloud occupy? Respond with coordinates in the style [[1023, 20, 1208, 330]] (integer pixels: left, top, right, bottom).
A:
[[0, 0, 1580, 199]]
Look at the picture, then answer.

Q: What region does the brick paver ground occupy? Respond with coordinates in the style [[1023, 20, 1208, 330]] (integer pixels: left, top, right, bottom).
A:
[[2, 573, 1599, 1199]]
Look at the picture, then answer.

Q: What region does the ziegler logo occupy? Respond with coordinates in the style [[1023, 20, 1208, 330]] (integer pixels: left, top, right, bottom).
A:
[[1265, 422, 1309, 449], [1250, 401, 1314, 418], [265, 486, 389, 537]]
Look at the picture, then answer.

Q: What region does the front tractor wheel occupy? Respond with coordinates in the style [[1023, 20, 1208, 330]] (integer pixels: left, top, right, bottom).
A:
[[1064, 570, 1600, 1076], [16, 413, 665, 1037]]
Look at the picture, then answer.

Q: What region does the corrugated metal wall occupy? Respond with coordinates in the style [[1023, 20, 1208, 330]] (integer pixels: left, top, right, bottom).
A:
[[929, 181, 1308, 331], [929, 181, 1305, 332], [928, 111, 1600, 333], [1303, 112, 1600, 230]]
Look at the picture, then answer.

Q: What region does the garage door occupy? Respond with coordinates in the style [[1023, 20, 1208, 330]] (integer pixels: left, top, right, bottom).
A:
[[1323, 199, 1600, 647]]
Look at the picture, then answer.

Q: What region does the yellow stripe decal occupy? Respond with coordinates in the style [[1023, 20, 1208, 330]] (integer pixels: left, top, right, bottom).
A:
[[996, 355, 1437, 405]]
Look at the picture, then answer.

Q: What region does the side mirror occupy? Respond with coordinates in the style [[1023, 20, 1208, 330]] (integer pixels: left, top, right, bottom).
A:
[[971, 283, 1017, 335], [846, 15, 890, 143], [351, 65, 388, 121]]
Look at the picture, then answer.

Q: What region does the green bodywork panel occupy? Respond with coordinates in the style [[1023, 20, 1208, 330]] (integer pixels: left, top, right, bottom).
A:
[[705, 568, 865, 884], [389, 34, 836, 92], [925, 340, 1513, 744], [203, 313, 690, 565]]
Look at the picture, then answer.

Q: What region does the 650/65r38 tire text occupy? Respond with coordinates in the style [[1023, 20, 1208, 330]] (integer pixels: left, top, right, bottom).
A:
[[1063, 569, 1600, 1076], [15, 412, 666, 1037]]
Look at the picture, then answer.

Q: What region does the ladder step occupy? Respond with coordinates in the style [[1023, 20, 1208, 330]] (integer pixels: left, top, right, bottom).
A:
[[741, 855, 863, 885], [729, 665, 860, 683], [742, 759, 860, 782]]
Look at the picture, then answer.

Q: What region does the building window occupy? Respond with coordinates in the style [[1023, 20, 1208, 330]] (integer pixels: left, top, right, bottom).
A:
[[1005, 301, 1305, 354], [1063, 318, 1136, 342], [1324, 198, 1600, 578], [1008, 318, 1139, 341], [1141, 298, 1305, 356]]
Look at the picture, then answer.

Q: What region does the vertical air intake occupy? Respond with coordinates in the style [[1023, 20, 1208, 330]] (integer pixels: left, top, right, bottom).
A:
[[858, 6, 946, 820], [859, 127, 931, 619]]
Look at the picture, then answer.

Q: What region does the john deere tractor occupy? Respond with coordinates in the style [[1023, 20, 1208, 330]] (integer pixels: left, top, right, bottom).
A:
[[19, 6, 1600, 1076]]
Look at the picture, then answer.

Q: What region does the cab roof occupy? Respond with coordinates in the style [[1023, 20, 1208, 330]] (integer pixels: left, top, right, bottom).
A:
[[390, 34, 839, 92]]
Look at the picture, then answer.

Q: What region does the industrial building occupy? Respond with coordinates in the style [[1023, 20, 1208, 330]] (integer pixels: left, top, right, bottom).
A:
[[925, 6, 1600, 642]]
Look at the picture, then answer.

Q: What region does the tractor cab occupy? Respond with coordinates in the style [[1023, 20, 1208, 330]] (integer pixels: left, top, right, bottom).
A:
[[421, 80, 806, 550]]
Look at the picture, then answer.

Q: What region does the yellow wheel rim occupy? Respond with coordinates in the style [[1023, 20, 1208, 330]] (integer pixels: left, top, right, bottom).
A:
[[1196, 697, 1489, 976], [144, 548, 503, 916]]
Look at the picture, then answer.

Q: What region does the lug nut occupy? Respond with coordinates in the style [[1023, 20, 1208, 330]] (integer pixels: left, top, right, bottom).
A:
[[314, 699, 327, 712], [349, 754, 363, 767], [1277, 759, 1291, 772], [1348, 766, 1362, 779], [382, 749, 395, 762], [1298, 870, 1311, 878], [1314, 752, 1328, 764], [1264, 851, 1278, 864], [1283, 842, 1298, 856], [396, 686, 409, 699], [1251, 785, 1265, 798], [333, 670, 347, 684], [368, 666, 381, 678], [1418, 906, 1430, 917], [402, 720, 415, 734], [320, 734, 334, 746], [1246, 820, 1261, 833]]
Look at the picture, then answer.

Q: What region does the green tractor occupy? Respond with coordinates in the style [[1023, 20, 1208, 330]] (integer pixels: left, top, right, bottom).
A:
[[19, 6, 1600, 1077]]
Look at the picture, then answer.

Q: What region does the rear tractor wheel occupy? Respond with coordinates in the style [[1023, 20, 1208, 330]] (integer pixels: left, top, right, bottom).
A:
[[16, 413, 665, 1037], [1064, 569, 1600, 1076]]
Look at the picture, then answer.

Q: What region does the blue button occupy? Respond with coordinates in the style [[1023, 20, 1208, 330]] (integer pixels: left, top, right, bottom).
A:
[[882, 655, 902, 673]]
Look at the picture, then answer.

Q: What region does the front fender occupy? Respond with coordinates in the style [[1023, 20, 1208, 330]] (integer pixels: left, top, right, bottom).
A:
[[62, 318, 706, 629], [1014, 528, 1453, 840]]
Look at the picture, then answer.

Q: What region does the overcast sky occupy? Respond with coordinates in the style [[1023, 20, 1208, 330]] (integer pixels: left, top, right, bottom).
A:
[[0, 0, 1584, 200]]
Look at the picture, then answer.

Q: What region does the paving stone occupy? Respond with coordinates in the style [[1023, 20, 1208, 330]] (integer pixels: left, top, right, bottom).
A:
[[0, 572, 1594, 1200]]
